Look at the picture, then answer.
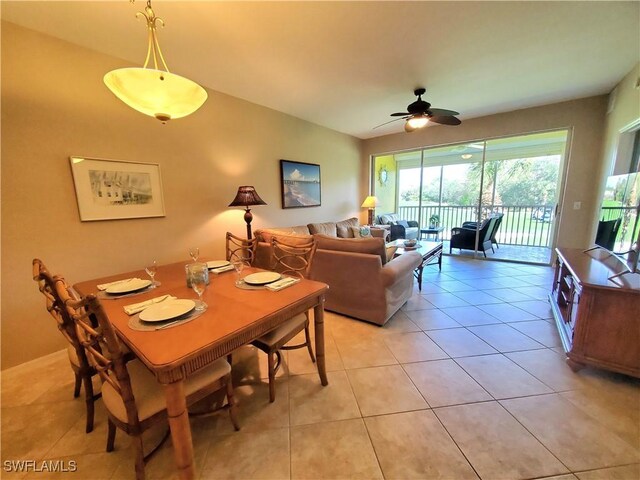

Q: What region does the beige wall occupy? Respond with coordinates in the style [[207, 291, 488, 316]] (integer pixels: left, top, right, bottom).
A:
[[602, 63, 640, 175], [362, 96, 609, 252], [1, 22, 362, 369]]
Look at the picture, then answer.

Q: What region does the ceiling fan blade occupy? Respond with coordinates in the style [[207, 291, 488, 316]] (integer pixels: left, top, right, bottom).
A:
[[373, 117, 404, 129], [428, 108, 460, 116], [429, 115, 461, 126], [390, 112, 410, 117]]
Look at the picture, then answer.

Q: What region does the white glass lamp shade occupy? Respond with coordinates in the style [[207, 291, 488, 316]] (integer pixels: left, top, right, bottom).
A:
[[361, 196, 380, 208], [104, 68, 208, 122], [406, 114, 429, 130]]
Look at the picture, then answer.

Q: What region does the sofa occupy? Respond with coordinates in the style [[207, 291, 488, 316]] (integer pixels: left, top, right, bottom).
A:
[[376, 213, 420, 241], [253, 218, 422, 325]]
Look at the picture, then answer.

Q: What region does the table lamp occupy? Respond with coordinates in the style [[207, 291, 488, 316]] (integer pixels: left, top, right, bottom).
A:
[[228, 186, 267, 239], [361, 195, 380, 226]]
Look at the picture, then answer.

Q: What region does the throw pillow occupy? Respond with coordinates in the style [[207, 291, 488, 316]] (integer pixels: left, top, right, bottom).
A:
[[397, 220, 410, 228], [350, 225, 372, 238], [336, 217, 359, 238]]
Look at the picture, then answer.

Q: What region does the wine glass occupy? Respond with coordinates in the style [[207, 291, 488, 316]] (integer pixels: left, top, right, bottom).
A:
[[188, 263, 208, 311], [145, 260, 158, 286], [231, 259, 245, 285], [188, 247, 200, 262]]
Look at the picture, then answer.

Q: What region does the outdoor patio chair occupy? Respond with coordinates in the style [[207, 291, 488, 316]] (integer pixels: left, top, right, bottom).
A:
[[450, 216, 497, 257], [462, 213, 504, 252]]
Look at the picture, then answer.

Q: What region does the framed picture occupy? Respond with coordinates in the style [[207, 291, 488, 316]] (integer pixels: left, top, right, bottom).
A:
[[69, 156, 165, 221], [280, 159, 321, 208]]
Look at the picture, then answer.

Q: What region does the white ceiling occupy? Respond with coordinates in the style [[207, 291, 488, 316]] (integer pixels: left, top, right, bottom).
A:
[[2, 1, 639, 139]]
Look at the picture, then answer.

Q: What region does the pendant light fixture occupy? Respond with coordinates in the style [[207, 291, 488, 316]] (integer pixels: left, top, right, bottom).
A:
[[104, 0, 207, 123]]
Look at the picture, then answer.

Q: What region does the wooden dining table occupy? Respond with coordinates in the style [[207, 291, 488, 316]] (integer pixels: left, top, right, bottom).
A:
[[74, 261, 329, 480]]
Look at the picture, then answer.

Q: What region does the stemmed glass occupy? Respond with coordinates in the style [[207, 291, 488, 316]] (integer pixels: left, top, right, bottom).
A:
[[188, 247, 200, 262], [188, 263, 208, 311], [231, 259, 245, 286], [145, 260, 158, 286]]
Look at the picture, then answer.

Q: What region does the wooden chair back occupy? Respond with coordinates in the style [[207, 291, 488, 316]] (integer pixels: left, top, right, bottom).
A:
[[32, 259, 83, 352], [226, 232, 257, 265], [55, 279, 142, 431], [270, 236, 317, 278]]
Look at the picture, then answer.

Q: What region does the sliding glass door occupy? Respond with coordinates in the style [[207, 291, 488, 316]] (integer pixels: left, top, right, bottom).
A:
[[372, 130, 568, 264]]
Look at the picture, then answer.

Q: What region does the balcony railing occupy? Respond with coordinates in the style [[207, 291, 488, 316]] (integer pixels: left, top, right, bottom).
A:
[[395, 205, 555, 247]]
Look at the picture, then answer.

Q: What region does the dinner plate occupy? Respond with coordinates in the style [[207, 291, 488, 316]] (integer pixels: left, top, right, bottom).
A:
[[207, 260, 230, 269], [243, 272, 281, 285], [105, 278, 152, 294], [139, 299, 196, 323]]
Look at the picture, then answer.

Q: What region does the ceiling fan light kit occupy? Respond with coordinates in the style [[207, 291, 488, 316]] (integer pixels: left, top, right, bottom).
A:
[[376, 87, 461, 133], [104, 0, 207, 123]]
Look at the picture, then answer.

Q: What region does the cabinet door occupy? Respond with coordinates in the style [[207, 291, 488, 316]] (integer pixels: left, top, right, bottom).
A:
[[567, 283, 581, 334]]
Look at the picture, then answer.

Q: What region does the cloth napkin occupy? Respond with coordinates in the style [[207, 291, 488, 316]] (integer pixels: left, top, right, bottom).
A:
[[210, 265, 235, 274], [266, 277, 301, 291], [123, 295, 176, 315], [97, 278, 139, 291]]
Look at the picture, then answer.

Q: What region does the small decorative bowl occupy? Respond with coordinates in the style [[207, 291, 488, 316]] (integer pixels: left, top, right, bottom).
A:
[[403, 239, 417, 248]]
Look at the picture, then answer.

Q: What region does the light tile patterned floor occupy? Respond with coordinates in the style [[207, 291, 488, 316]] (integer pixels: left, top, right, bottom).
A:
[[2, 256, 639, 479]]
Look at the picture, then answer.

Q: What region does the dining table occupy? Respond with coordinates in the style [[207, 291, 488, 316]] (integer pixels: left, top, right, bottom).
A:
[[74, 260, 329, 480]]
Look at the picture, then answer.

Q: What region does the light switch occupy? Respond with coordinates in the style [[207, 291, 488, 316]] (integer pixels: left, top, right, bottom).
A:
[[573, 201, 581, 210]]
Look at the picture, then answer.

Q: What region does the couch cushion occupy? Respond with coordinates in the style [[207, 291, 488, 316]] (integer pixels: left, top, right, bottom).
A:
[[308, 221, 338, 237], [350, 225, 372, 238], [336, 217, 359, 238], [397, 219, 410, 228], [256, 228, 311, 245], [379, 213, 399, 225], [313, 234, 388, 265]]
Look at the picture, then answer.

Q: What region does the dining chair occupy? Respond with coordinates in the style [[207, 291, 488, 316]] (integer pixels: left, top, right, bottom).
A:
[[32, 258, 100, 433], [251, 236, 317, 402], [55, 278, 240, 480], [225, 232, 257, 264]]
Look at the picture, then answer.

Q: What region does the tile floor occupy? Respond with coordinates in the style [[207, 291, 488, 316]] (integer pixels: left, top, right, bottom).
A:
[[2, 256, 639, 479]]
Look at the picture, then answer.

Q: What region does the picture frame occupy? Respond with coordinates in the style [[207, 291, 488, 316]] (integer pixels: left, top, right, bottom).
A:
[[280, 159, 322, 209], [69, 156, 166, 221]]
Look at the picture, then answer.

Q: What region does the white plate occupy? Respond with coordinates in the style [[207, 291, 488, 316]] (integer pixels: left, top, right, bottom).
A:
[[207, 260, 230, 269], [139, 299, 196, 323], [105, 278, 152, 294], [243, 272, 281, 285]]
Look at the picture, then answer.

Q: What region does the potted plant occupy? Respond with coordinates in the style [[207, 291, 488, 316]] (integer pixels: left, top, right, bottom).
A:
[[428, 214, 440, 228]]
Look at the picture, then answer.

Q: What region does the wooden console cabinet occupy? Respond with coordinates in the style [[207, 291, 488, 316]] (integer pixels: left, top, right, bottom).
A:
[[550, 247, 640, 378]]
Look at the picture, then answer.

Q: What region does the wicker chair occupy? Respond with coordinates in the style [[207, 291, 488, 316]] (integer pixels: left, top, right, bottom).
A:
[[32, 259, 100, 433], [250, 236, 317, 402], [55, 278, 239, 480], [226, 232, 257, 264]]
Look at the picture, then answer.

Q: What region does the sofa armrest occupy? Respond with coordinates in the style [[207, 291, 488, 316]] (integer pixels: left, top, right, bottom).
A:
[[380, 251, 422, 288], [461, 221, 478, 229]]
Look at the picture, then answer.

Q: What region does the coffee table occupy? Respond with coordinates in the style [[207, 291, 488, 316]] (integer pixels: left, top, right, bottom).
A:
[[389, 240, 443, 291], [419, 226, 444, 241]]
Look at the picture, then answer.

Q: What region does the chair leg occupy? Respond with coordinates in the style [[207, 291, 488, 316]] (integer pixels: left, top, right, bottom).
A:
[[73, 372, 82, 398], [106, 418, 116, 452], [267, 352, 277, 403], [132, 435, 146, 480], [304, 326, 316, 363], [226, 376, 240, 431], [83, 373, 95, 433]]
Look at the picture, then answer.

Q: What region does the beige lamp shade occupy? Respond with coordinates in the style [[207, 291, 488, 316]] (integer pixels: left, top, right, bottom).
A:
[[104, 68, 208, 122], [361, 196, 380, 209]]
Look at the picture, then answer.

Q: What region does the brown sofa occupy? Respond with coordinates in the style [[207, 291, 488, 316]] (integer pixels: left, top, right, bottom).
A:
[[253, 219, 422, 325]]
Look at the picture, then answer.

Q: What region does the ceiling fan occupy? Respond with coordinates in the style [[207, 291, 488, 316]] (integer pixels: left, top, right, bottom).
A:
[[375, 88, 461, 133]]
